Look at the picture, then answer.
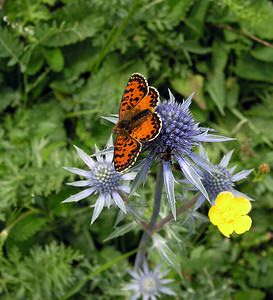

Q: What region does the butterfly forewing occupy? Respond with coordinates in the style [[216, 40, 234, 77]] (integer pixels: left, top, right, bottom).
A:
[[119, 73, 148, 118]]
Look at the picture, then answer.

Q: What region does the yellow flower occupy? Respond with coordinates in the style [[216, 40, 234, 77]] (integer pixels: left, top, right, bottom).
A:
[[208, 191, 252, 237]]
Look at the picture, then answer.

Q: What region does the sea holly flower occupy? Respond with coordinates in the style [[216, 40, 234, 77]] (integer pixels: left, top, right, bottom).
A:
[[184, 146, 253, 207], [132, 90, 233, 218], [63, 136, 135, 224], [124, 262, 175, 300], [103, 90, 232, 218], [208, 191, 252, 237]]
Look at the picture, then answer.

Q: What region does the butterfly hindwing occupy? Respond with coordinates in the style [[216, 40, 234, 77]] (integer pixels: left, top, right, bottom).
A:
[[130, 112, 162, 142], [114, 133, 142, 172], [119, 73, 148, 118]]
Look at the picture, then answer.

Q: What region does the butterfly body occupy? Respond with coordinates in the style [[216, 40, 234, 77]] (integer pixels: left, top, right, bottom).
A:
[[114, 108, 151, 133], [161, 146, 173, 162], [113, 73, 162, 172]]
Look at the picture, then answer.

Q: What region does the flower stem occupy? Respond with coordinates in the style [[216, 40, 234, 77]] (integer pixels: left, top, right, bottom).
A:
[[154, 194, 198, 231], [134, 162, 164, 270]]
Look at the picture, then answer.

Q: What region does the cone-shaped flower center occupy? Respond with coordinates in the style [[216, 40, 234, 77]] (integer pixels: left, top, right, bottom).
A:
[[202, 166, 233, 200], [125, 263, 175, 299], [141, 276, 158, 295], [150, 101, 201, 158], [93, 163, 121, 193]]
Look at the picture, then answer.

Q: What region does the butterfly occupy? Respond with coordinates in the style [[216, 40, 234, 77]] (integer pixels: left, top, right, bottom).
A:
[[113, 73, 162, 172]]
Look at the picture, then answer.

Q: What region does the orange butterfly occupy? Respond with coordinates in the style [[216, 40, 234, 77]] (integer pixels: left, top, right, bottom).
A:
[[113, 73, 162, 172]]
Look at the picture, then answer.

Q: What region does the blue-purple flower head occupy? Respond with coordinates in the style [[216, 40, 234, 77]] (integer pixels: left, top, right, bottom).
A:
[[124, 262, 175, 300], [133, 90, 233, 218], [185, 146, 253, 208], [63, 136, 135, 224], [151, 91, 201, 157]]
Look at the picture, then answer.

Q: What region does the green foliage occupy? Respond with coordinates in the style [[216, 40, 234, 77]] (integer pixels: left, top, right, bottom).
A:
[[0, 26, 24, 66], [0, 0, 273, 299], [0, 101, 77, 220], [0, 242, 83, 300]]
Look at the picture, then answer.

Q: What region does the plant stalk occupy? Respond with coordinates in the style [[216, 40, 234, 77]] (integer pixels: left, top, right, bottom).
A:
[[134, 162, 164, 270]]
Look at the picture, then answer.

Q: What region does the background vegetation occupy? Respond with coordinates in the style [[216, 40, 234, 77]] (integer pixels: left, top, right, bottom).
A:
[[0, 0, 273, 299]]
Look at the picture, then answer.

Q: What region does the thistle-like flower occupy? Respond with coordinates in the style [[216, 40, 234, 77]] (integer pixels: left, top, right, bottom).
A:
[[63, 137, 135, 224], [124, 262, 175, 300], [132, 90, 233, 217], [186, 146, 253, 207]]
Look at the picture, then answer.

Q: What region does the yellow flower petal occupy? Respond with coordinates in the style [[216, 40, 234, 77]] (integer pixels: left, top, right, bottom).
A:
[[217, 223, 234, 238], [234, 215, 252, 234], [208, 191, 252, 238], [233, 197, 251, 215], [208, 206, 222, 225], [215, 191, 234, 209]]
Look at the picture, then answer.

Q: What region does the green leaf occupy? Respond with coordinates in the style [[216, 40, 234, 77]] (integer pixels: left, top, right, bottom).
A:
[[8, 214, 47, 242], [185, 0, 210, 37], [249, 116, 273, 141], [60, 248, 137, 300], [35, 18, 103, 47], [35, 2, 105, 47], [226, 77, 239, 109], [251, 46, 273, 62], [166, 0, 195, 24], [224, 0, 273, 39], [43, 48, 64, 72], [2, 242, 83, 300], [171, 74, 207, 109], [24, 47, 45, 75], [206, 71, 226, 115], [103, 221, 137, 242], [0, 87, 21, 112], [5, 0, 51, 24], [235, 55, 273, 83], [0, 26, 24, 68], [234, 289, 265, 300], [182, 39, 211, 54], [211, 39, 230, 71]]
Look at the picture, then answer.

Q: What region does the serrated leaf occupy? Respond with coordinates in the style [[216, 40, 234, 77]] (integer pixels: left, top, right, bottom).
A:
[[36, 17, 104, 47], [5, 0, 51, 23], [0, 87, 21, 112], [0, 26, 24, 68], [9, 214, 47, 242]]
